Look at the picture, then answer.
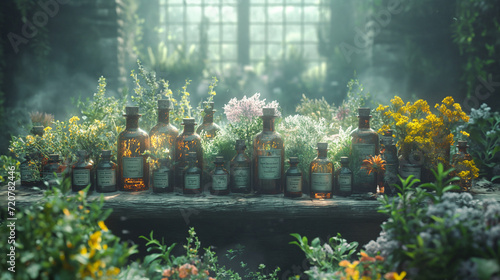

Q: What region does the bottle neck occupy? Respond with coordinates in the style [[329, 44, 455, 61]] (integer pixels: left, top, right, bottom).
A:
[[158, 109, 171, 124], [262, 117, 275, 132], [203, 111, 214, 124], [458, 147, 468, 154], [183, 124, 195, 134], [236, 148, 246, 154], [102, 156, 111, 162], [358, 117, 371, 129], [317, 149, 328, 158], [215, 163, 224, 170], [126, 116, 140, 129], [290, 163, 299, 168]]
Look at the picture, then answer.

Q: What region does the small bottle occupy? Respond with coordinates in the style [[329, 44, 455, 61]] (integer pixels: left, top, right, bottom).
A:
[[310, 143, 333, 199], [285, 157, 302, 198], [150, 98, 179, 162], [197, 101, 221, 139], [351, 108, 379, 193], [96, 150, 117, 193], [117, 106, 150, 191], [253, 108, 284, 194], [183, 152, 202, 194], [230, 140, 251, 193], [42, 154, 66, 188], [452, 140, 473, 192], [175, 118, 203, 190], [336, 157, 353, 196], [211, 156, 230, 195], [72, 150, 94, 192], [20, 154, 37, 187], [153, 158, 173, 193]]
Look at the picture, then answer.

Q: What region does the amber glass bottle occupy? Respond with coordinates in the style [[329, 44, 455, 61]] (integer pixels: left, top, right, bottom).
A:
[[96, 150, 117, 193], [117, 106, 150, 191], [20, 154, 37, 187], [285, 157, 302, 198], [183, 152, 202, 194], [253, 108, 284, 194], [336, 157, 353, 196], [230, 140, 252, 193], [42, 154, 67, 188], [310, 143, 333, 199], [211, 156, 230, 195], [72, 150, 94, 192], [153, 158, 173, 193], [196, 101, 221, 139], [351, 108, 379, 193], [175, 118, 203, 189], [150, 98, 178, 161]]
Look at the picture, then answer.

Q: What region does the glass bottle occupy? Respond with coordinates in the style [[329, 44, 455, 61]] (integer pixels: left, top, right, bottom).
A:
[[336, 157, 353, 197], [253, 108, 284, 194], [150, 98, 179, 162], [175, 118, 203, 189], [285, 157, 302, 198], [42, 154, 67, 188], [380, 130, 399, 194], [230, 140, 252, 193], [117, 106, 150, 191], [153, 158, 173, 193], [72, 150, 94, 192], [196, 101, 221, 139], [96, 150, 117, 193], [20, 154, 37, 187], [183, 152, 202, 194], [310, 143, 334, 199], [452, 141, 473, 192], [211, 156, 230, 195], [351, 108, 379, 193]]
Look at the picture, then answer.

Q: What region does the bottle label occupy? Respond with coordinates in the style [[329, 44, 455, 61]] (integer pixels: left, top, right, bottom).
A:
[[352, 144, 376, 161], [97, 169, 116, 187], [73, 169, 90, 186], [232, 167, 250, 188], [212, 174, 228, 191], [286, 176, 302, 192], [338, 174, 352, 192], [185, 174, 200, 189], [258, 150, 281, 180], [153, 170, 169, 189], [311, 173, 332, 192], [400, 165, 421, 180], [122, 157, 143, 178], [20, 164, 35, 182]]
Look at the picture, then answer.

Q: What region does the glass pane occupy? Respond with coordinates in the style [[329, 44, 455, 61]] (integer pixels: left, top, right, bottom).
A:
[[205, 0, 220, 4], [222, 24, 237, 42], [268, 0, 283, 4], [208, 44, 221, 61], [168, 0, 183, 3], [304, 44, 318, 60], [169, 25, 184, 41], [285, 5, 302, 22], [268, 6, 283, 22], [250, 25, 266, 42], [222, 44, 237, 60], [185, 0, 202, 4], [222, 6, 237, 22], [304, 6, 318, 22], [268, 44, 282, 57], [168, 7, 185, 23], [250, 6, 266, 23], [204, 6, 221, 23], [185, 24, 200, 42], [186, 7, 202, 23], [304, 25, 317, 43], [285, 24, 301, 43], [268, 25, 283, 42], [250, 44, 266, 60], [207, 25, 220, 42]]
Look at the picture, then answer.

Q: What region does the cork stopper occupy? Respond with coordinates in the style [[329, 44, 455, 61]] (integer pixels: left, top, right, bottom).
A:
[[262, 107, 276, 117], [457, 140, 468, 148], [182, 118, 196, 126], [203, 101, 215, 111], [158, 99, 173, 110], [125, 106, 140, 116], [214, 156, 225, 164], [340, 156, 349, 164], [235, 139, 246, 150], [31, 126, 45, 136], [289, 157, 299, 164], [358, 108, 371, 117], [101, 150, 111, 157], [48, 154, 60, 162], [317, 142, 328, 150]]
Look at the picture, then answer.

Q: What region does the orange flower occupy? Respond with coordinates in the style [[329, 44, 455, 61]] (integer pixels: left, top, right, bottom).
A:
[[191, 265, 198, 275], [360, 251, 375, 262], [163, 269, 173, 277], [362, 155, 386, 175], [375, 255, 384, 261]]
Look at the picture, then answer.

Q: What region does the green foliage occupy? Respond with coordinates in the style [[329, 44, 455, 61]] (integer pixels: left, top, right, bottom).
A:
[[0, 155, 20, 183], [0, 180, 136, 280], [326, 126, 355, 170]]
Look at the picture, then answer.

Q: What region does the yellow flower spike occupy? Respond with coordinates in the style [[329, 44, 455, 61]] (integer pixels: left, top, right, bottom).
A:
[[393, 271, 407, 280], [63, 208, 71, 216], [98, 221, 109, 232], [80, 246, 88, 256], [44, 126, 52, 131]]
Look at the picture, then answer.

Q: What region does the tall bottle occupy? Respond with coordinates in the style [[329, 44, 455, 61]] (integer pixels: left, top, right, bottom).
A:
[[230, 140, 252, 193], [152, 158, 173, 193], [42, 154, 67, 188], [336, 157, 353, 197], [253, 108, 284, 194], [96, 150, 117, 193], [197, 101, 221, 139], [285, 157, 303, 198], [310, 143, 333, 199], [117, 106, 150, 191], [150, 98, 179, 162], [211, 156, 230, 195], [351, 108, 379, 193], [72, 150, 94, 192], [175, 118, 203, 189], [183, 152, 202, 194]]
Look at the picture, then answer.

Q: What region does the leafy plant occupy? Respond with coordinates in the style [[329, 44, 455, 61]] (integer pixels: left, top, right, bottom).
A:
[[0, 155, 20, 183]]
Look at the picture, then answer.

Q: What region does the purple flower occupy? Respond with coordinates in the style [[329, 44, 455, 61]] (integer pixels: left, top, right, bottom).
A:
[[223, 93, 281, 123]]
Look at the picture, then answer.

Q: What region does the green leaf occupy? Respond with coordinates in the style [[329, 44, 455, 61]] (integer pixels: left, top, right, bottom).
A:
[[143, 253, 163, 266], [472, 258, 500, 280]]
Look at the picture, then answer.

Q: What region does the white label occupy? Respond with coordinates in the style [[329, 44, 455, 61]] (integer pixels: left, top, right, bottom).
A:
[[232, 167, 250, 188], [185, 174, 200, 189], [338, 174, 352, 192], [258, 151, 281, 180], [123, 157, 143, 178], [311, 173, 332, 192], [212, 174, 228, 191], [153, 171, 169, 189], [353, 144, 376, 161], [21, 165, 35, 182], [97, 169, 116, 186], [400, 165, 421, 179], [73, 169, 90, 186], [286, 176, 302, 192]]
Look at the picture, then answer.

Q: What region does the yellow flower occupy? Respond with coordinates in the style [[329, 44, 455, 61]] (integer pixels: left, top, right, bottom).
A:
[[88, 231, 102, 250], [98, 221, 109, 232], [63, 208, 71, 216], [69, 116, 80, 124], [44, 126, 52, 132], [460, 131, 470, 137], [442, 96, 454, 106], [391, 96, 404, 108]]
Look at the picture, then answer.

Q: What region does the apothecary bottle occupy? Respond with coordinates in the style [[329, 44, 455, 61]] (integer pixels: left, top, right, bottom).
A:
[[452, 141, 473, 192], [285, 157, 302, 198], [380, 130, 399, 194], [183, 152, 202, 194], [42, 154, 66, 187], [153, 158, 173, 193], [197, 101, 221, 139], [310, 143, 333, 199], [175, 118, 203, 189], [211, 156, 229, 195], [20, 154, 37, 187], [230, 140, 251, 193], [117, 106, 150, 191], [96, 150, 117, 193], [72, 150, 94, 192], [253, 108, 284, 194], [150, 98, 179, 162], [351, 108, 379, 193], [336, 157, 352, 196]]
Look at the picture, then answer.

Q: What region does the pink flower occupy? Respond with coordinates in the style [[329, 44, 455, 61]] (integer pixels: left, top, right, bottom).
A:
[[223, 93, 281, 123]]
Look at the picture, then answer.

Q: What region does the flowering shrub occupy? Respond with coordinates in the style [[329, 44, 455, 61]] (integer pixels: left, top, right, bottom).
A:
[[223, 93, 280, 123]]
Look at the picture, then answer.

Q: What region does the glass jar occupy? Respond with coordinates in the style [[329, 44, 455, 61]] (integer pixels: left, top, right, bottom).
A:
[[310, 143, 333, 199], [72, 150, 94, 192], [153, 158, 173, 193], [230, 140, 251, 193], [211, 156, 230, 195], [336, 157, 352, 197], [285, 157, 302, 198], [96, 150, 117, 193]]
